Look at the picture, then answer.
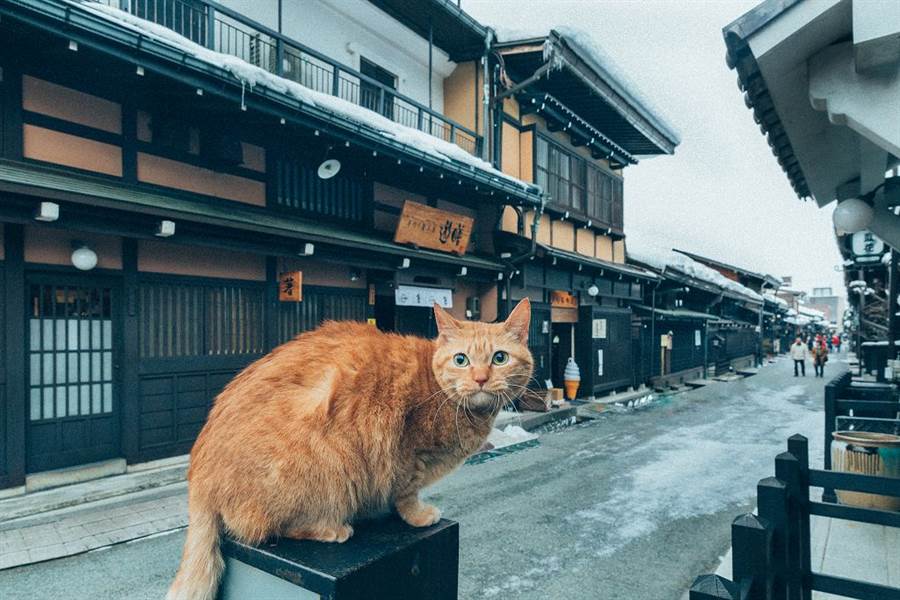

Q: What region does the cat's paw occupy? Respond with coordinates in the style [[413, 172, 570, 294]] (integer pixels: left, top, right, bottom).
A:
[[399, 503, 442, 528], [284, 523, 354, 543]]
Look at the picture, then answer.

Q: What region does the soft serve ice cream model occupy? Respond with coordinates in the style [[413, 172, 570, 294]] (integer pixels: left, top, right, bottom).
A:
[[563, 357, 581, 401]]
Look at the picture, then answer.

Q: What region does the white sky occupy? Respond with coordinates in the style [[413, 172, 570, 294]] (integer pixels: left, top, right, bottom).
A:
[[462, 0, 845, 298]]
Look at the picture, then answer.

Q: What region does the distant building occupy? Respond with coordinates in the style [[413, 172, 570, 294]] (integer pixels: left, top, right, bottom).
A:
[[805, 287, 845, 331]]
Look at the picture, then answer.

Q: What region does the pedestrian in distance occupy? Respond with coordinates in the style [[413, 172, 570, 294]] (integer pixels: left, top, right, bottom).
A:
[[833, 333, 841, 353], [791, 337, 808, 376], [812, 339, 829, 377]]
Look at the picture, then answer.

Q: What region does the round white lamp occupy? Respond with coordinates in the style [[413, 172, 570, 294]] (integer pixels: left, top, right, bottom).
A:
[[832, 198, 874, 234], [71, 244, 98, 271], [586, 284, 600, 297]]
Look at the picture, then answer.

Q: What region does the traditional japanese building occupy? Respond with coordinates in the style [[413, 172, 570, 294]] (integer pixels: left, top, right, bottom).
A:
[[0, 0, 544, 492], [489, 28, 680, 397]]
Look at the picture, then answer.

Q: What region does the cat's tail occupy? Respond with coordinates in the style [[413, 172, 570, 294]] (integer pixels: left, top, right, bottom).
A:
[[166, 496, 224, 600]]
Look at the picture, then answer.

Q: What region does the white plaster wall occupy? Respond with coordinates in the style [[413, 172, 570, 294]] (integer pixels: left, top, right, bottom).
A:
[[217, 0, 454, 110]]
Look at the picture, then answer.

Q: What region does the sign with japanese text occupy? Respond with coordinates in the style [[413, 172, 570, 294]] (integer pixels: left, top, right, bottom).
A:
[[550, 290, 578, 309], [395, 285, 453, 308], [592, 318, 607, 339], [851, 230, 884, 263], [393, 201, 473, 255], [278, 271, 303, 302]]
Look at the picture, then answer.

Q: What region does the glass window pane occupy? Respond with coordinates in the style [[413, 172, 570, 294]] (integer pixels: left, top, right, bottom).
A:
[[91, 321, 102, 350], [43, 387, 54, 419], [29, 319, 41, 351], [103, 352, 112, 381], [536, 138, 548, 168], [55, 320, 66, 349], [103, 383, 113, 413], [80, 321, 90, 349], [56, 386, 67, 418], [68, 353, 79, 383], [56, 352, 67, 384], [43, 320, 54, 350], [68, 320, 79, 351], [103, 320, 112, 349], [43, 353, 54, 385], [91, 352, 102, 381], [30, 389, 41, 421], [30, 354, 41, 386], [68, 385, 79, 416], [80, 384, 90, 415], [91, 384, 102, 414], [80, 353, 90, 381]]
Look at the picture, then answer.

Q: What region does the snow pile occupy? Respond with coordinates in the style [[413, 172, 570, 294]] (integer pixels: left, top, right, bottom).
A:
[[75, 2, 527, 188], [764, 293, 790, 309], [487, 425, 538, 450], [628, 242, 763, 302]]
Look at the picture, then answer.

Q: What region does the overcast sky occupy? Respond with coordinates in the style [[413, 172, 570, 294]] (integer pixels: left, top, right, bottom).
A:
[[462, 0, 845, 298]]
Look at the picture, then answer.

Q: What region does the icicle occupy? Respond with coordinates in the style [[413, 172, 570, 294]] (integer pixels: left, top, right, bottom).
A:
[[240, 81, 247, 111]]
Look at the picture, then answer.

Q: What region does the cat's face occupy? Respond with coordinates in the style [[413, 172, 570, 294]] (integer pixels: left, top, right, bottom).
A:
[[431, 299, 533, 411]]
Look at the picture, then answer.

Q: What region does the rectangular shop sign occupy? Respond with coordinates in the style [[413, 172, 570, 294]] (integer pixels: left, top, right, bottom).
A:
[[550, 290, 578, 309], [695, 329, 702, 347], [592, 318, 607, 339], [394, 201, 473, 255], [395, 285, 453, 308], [278, 271, 303, 302]]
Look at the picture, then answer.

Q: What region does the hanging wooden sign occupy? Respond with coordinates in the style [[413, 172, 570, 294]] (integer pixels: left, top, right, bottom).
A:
[[393, 201, 473, 255], [550, 290, 578, 309], [278, 271, 303, 302]]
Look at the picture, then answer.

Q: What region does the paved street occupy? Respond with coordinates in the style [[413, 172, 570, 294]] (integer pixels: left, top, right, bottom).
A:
[[0, 355, 846, 599]]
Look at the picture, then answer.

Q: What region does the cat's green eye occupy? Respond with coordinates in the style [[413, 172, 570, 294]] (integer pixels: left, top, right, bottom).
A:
[[492, 351, 509, 366], [453, 353, 469, 367]]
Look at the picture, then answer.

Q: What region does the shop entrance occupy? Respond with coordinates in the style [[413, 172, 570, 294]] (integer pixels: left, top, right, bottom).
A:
[[551, 322, 575, 388], [25, 274, 121, 473]]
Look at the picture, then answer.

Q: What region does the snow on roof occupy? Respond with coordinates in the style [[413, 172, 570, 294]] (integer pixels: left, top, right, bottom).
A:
[[488, 24, 680, 144], [77, 2, 528, 189], [627, 242, 762, 302], [798, 306, 825, 320], [764, 292, 790, 308]]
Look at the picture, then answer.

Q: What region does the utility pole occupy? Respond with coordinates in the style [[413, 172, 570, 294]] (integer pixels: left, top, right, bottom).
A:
[[889, 249, 899, 359]]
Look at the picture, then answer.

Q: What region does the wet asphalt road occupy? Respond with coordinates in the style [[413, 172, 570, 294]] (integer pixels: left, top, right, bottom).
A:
[[0, 355, 846, 600]]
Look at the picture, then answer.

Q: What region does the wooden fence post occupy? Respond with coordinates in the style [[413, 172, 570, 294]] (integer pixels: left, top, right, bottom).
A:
[[758, 476, 789, 600], [775, 452, 802, 600], [732, 513, 773, 600], [689, 574, 742, 600], [787, 434, 812, 600], [822, 377, 838, 503]]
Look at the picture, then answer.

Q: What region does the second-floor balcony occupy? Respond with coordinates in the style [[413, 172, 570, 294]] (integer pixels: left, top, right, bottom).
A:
[[86, 0, 482, 156]]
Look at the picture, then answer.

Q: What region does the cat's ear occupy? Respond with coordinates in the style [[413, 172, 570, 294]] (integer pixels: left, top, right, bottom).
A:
[[433, 303, 461, 337], [504, 298, 531, 344]]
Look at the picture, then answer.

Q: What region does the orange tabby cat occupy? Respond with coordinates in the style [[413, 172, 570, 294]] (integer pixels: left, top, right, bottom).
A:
[[167, 298, 532, 600]]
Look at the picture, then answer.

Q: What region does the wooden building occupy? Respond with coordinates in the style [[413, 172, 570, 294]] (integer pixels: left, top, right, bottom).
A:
[[0, 0, 544, 491], [489, 29, 680, 398]]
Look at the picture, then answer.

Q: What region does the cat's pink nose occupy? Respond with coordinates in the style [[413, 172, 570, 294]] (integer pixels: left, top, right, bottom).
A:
[[473, 375, 488, 386], [471, 367, 490, 387]]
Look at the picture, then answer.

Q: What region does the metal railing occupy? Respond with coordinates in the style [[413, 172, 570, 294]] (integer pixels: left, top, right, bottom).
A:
[[90, 0, 482, 156], [689, 434, 900, 600]]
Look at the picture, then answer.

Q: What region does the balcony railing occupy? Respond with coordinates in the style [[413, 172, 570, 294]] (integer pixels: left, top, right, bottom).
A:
[[90, 0, 482, 157]]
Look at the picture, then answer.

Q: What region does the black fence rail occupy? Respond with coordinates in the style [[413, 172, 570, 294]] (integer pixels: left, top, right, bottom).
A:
[[824, 371, 899, 502], [689, 434, 900, 600], [85, 0, 483, 156]]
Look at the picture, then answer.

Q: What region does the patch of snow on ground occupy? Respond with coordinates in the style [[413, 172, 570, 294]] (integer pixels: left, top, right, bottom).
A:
[[487, 425, 538, 450], [570, 382, 823, 557], [482, 555, 563, 597]]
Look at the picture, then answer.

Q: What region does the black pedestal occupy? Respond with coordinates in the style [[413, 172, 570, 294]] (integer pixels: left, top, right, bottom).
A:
[[219, 518, 459, 600]]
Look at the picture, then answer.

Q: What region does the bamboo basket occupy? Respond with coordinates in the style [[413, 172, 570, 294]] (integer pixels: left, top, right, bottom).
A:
[[832, 431, 900, 511]]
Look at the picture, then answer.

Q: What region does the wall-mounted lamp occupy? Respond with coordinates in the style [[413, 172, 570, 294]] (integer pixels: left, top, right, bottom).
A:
[[34, 202, 60, 222], [457, 267, 467, 276], [298, 243, 315, 257], [71, 242, 97, 271], [398, 258, 411, 269], [68, 40, 78, 52], [155, 220, 176, 237], [587, 284, 600, 297], [349, 269, 361, 282], [135, 65, 145, 76], [317, 146, 341, 180], [499, 252, 512, 259]]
